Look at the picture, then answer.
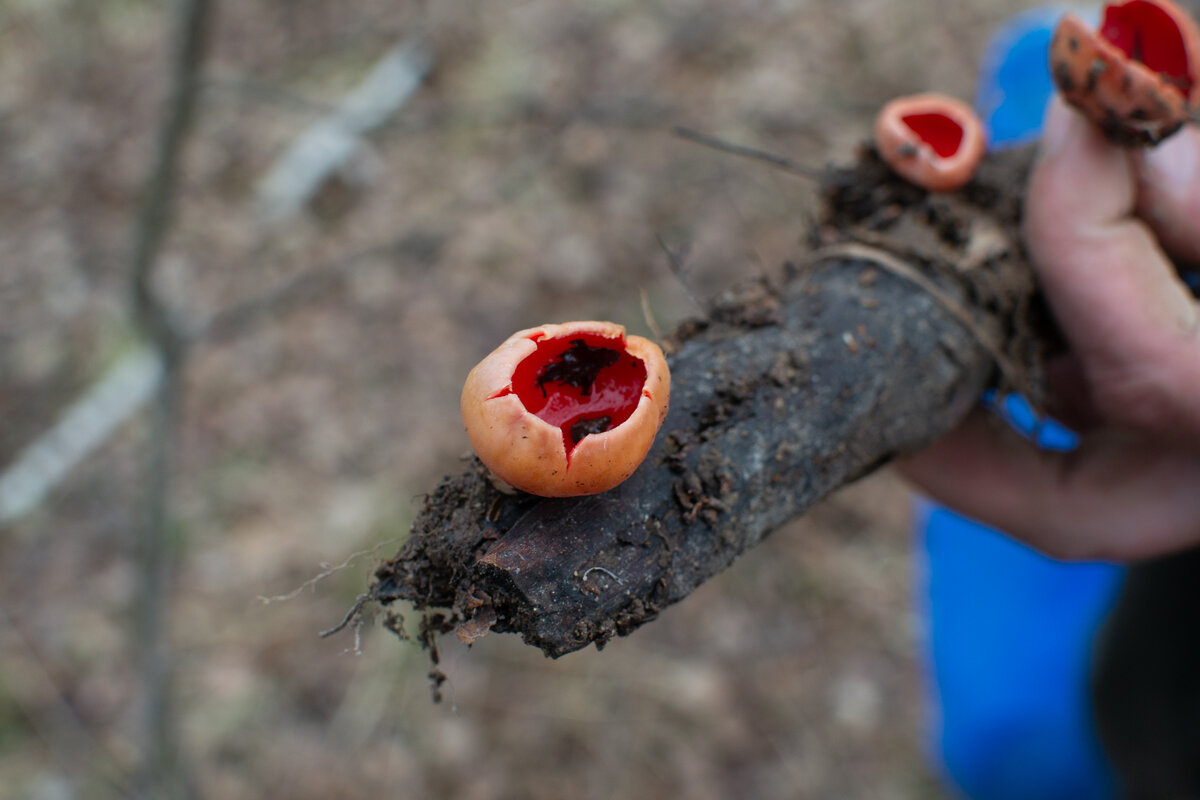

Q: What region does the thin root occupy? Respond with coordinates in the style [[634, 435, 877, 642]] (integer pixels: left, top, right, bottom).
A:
[[320, 593, 371, 639], [807, 242, 1024, 389], [655, 234, 708, 315], [673, 125, 823, 181], [259, 536, 402, 604]]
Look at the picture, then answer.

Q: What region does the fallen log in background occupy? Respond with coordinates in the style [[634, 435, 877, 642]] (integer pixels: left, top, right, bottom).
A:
[[366, 146, 1048, 658]]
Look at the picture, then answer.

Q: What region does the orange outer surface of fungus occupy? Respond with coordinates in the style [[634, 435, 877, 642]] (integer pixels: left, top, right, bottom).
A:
[[1050, 0, 1200, 146], [873, 93, 987, 192], [461, 321, 671, 497]]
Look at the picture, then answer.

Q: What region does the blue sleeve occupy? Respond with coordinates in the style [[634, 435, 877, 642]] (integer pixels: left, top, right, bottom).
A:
[[919, 7, 1124, 799]]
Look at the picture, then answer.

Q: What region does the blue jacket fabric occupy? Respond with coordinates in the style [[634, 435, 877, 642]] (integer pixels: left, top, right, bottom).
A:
[[920, 7, 1124, 799]]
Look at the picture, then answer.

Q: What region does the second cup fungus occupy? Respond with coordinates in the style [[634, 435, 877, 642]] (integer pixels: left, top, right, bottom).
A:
[[873, 93, 987, 192], [1051, 0, 1200, 146], [461, 321, 670, 497]]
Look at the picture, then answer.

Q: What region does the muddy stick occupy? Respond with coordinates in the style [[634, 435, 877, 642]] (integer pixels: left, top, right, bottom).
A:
[[367, 146, 1045, 658]]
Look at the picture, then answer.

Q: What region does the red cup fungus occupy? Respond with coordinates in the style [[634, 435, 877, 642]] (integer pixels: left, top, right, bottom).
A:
[[873, 93, 987, 192], [1050, 0, 1200, 146], [461, 321, 670, 497]]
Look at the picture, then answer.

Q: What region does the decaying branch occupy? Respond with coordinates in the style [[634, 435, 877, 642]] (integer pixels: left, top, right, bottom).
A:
[[366, 145, 1050, 659]]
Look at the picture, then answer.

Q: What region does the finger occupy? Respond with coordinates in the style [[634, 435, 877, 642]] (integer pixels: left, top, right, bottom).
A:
[[897, 408, 1200, 561], [1135, 125, 1200, 267], [1024, 100, 1200, 439], [1042, 353, 1102, 432]]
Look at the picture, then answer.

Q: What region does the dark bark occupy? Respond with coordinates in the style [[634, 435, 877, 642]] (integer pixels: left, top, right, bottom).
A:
[[367, 145, 1047, 658]]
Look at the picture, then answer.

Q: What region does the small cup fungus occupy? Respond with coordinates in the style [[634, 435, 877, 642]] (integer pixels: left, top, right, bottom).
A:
[[1051, 0, 1200, 145], [461, 321, 670, 497], [873, 93, 987, 192]]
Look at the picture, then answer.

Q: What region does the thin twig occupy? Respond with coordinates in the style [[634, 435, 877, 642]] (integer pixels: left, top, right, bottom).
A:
[[203, 72, 337, 116], [0, 232, 440, 527], [807, 242, 1023, 386], [126, 0, 213, 798], [136, 367, 188, 800], [321, 594, 372, 639], [1, 611, 136, 798], [129, 0, 210, 356], [195, 233, 440, 344], [673, 125, 824, 180], [654, 234, 708, 315]]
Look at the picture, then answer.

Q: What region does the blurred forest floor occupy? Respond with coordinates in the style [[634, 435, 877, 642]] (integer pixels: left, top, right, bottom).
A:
[[0, 0, 1042, 798]]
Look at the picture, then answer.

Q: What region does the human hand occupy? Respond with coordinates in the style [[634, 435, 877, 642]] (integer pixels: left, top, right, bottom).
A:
[[898, 99, 1200, 562]]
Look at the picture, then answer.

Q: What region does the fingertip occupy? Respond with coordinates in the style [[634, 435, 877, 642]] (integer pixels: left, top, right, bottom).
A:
[[1140, 124, 1200, 201], [1035, 97, 1078, 160], [901, 415, 1200, 561], [1026, 99, 1136, 239], [1136, 125, 1200, 265]]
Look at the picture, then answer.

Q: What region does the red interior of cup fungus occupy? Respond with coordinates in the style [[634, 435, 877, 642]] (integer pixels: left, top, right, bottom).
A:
[[873, 93, 986, 192], [900, 112, 965, 159], [491, 332, 648, 460], [1101, 0, 1194, 94]]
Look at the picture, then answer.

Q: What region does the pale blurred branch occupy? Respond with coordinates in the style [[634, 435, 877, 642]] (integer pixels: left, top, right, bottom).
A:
[[196, 231, 442, 344], [254, 40, 434, 224], [0, 33, 438, 528], [0, 230, 442, 530], [0, 345, 162, 524]]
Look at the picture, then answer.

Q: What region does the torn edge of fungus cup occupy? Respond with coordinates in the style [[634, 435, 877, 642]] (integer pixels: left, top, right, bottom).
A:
[[873, 92, 988, 192], [461, 321, 670, 497], [1051, 0, 1200, 146]]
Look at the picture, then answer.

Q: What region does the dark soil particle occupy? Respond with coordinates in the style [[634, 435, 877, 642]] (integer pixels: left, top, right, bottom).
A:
[[536, 338, 621, 397]]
